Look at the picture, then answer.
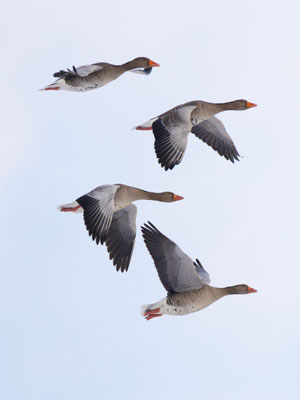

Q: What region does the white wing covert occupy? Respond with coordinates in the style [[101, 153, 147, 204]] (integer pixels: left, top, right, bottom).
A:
[[53, 64, 103, 79], [76, 185, 118, 245], [73, 64, 103, 77]]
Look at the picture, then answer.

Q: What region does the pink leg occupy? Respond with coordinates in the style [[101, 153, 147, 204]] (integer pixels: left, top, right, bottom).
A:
[[144, 308, 161, 316], [135, 126, 153, 130], [145, 313, 162, 321], [60, 205, 81, 212], [144, 308, 162, 320]]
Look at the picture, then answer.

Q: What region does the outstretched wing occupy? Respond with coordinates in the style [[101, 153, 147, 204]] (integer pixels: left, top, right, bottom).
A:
[[152, 105, 197, 171], [130, 67, 152, 75], [191, 116, 240, 162], [53, 64, 103, 78], [104, 204, 137, 273], [141, 222, 210, 294], [76, 185, 118, 245], [193, 259, 211, 285]]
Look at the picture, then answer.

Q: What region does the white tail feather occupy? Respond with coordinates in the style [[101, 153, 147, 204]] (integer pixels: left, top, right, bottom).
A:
[[39, 79, 68, 91], [132, 117, 158, 131], [140, 304, 152, 316]]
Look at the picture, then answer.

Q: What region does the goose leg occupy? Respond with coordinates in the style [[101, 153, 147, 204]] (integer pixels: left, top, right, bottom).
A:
[[144, 308, 162, 320], [144, 308, 161, 316], [60, 205, 81, 212], [145, 313, 162, 321]]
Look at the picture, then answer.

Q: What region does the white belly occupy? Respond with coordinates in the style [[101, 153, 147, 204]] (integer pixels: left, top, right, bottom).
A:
[[65, 82, 104, 92], [64, 75, 114, 92], [161, 302, 204, 316], [150, 288, 220, 317], [148, 298, 204, 317]]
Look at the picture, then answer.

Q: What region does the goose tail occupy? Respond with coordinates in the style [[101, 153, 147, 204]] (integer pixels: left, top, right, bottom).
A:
[[132, 117, 158, 131], [140, 303, 153, 316], [39, 79, 68, 91]]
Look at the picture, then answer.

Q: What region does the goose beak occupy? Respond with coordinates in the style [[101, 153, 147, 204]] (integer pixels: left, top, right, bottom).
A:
[[173, 194, 184, 201], [248, 286, 257, 293], [246, 101, 257, 108], [149, 59, 160, 67]]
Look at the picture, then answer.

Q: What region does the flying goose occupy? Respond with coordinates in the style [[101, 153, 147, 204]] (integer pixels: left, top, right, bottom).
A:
[[134, 99, 257, 170], [58, 184, 183, 272], [141, 222, 257, 320], [40, 57, 160, 91]]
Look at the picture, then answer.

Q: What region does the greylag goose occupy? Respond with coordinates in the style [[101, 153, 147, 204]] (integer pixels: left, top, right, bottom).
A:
[[134, 99, 257, 170], [141, 222, 257, 320], [58, 184, 183, 272], [40, 57, 160, 91]]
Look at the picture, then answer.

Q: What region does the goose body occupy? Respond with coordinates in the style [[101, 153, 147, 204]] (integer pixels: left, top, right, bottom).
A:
[[58, 184, 183, 272], [134, 99, 257, 170], [41, 57, 159, 92], [141, 222, 257, 320]]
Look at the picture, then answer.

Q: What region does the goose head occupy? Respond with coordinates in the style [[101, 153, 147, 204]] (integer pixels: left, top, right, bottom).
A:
[[233, 99, 257, 110], [231, 284, 257, 294], [158, 192, 184, 202], [132, 57, 160, 68]]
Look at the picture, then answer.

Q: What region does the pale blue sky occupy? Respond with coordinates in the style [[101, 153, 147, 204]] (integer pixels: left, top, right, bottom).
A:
[[1, 1, 300, 399]]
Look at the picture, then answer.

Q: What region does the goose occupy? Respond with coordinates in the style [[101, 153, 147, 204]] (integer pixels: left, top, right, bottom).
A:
[[134, 99, 257, 170], [58, 184, 183, 272], [141, 222, 257, 320], [40, 57, 160, 92]]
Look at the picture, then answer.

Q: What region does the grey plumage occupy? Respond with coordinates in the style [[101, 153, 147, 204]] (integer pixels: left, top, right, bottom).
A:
[[60, 184, 182, 272], [191, 116, 240, 162], [42, 57, 159, 92], [152, 119, 187, 171], [152, 105, 196, 170], [76, 185, 117, 245], [141, 222, 210, 294], [105, 204, 137, 272], [140, 222, 256, 319], [135, 99, 256, 170]]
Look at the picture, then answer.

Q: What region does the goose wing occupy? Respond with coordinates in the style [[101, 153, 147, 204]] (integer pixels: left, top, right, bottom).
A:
[[191, 116, 240, 162], [76, 185, 118, 245], [104, 204, 137, 272], [130, 67, 153, 75], [53, 63, 103, 78], [141, 222, 210, 294], [152, 105, 197, 171]]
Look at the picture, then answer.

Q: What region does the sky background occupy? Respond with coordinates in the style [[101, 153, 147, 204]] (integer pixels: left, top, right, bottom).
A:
[[1, 0, 300, 399]]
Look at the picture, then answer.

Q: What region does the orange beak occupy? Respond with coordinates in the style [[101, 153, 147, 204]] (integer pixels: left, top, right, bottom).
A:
[[149, 59, 160, 67], [174, 194, 184, 201], [246, 101, 257, 108], [248, 286, 257, 293]]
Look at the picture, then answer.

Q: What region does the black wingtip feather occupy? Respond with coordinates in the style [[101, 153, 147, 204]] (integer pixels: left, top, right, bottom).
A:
[[143, 67, 152, 75], [152, 119, 185, 171], [196, 258, 203, 268], [141, 221, 159, 234]]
